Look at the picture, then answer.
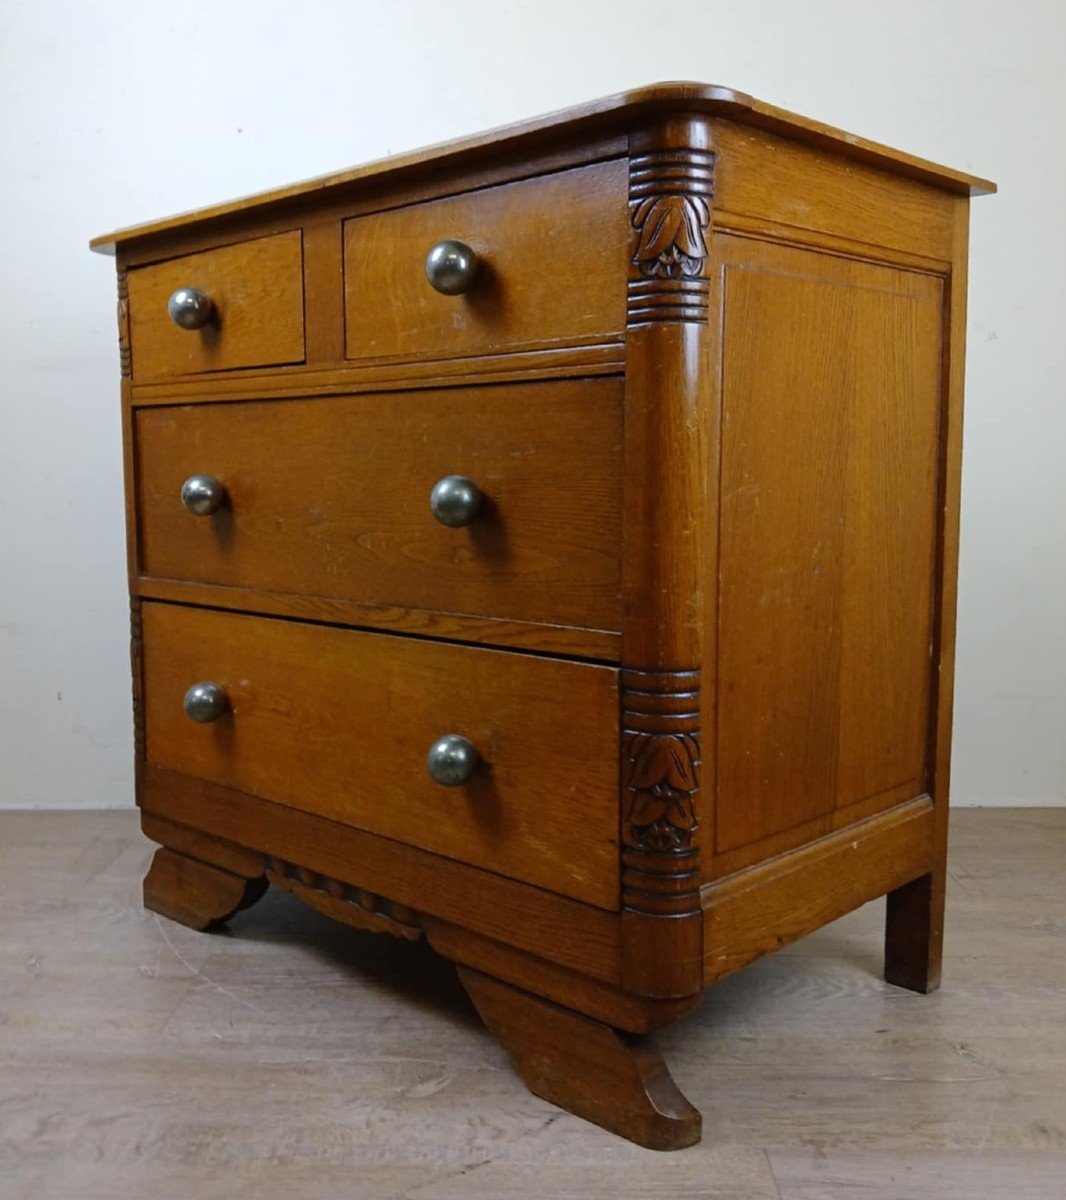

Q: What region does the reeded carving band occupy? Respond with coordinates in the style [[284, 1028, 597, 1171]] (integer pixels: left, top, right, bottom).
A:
[[627, 149, 715, 326], [621, 668, 701, 916]]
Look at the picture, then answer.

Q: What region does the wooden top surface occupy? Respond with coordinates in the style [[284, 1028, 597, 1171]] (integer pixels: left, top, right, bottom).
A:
[[91, 82, 995, 255]]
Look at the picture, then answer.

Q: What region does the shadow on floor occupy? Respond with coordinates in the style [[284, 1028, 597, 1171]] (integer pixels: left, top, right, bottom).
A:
[[206, 883, 479, 1029]]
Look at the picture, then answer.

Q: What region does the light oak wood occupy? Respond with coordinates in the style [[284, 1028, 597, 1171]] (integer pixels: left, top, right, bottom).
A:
[[135, 379, 623, 634], [126, 341, 625, 406], [142, 845, 267, 931], [713, 237, 943, 868], [702, 796, 934, 984], [126, 231, 305, 379], [344, 160, 627, 360], [94, 86, 994, 1149], [140, 764, 623, 985], [140, 602, 620, 908], [713, 118, 957, 259], [134, 576, 621, 660], [458, 967, 702, 1150], [89, 82, 994, 256]]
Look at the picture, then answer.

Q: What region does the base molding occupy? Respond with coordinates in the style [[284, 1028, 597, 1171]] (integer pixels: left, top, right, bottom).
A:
[[138, 797, 695, 1033], [702, 796, 935, 984], [138, 764, 620, 984]]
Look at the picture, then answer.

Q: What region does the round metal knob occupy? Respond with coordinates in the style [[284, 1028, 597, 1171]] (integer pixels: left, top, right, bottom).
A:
[[167, 286, 214, 330], [425, 240, 480, 295], [429, 475, 483, 528], [183, 682, 227, 724], [426, 734, 479, 786], [180, 474, 226, 516]]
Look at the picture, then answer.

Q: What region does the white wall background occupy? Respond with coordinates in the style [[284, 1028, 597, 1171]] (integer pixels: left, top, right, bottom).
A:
[[0, 0, 1062, 808]]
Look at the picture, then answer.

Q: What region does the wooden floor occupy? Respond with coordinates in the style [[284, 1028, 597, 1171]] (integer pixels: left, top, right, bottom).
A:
[[0, 809, 1063, 1199]]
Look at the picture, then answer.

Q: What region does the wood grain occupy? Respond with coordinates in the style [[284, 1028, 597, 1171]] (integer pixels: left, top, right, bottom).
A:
[[134, 576, 621, 661], [94, 87, 994, 1153], [344, 160, 627, 361], [135, 378, 623, 634], [139, 764, 623, 984], [142, 846, 267, 931], [885, 194, 975, 996], [301, 219, 344, 363], [618, 115, 714, 1001], [458, 967, 702, 1151], [703, 795, 934, 984], [140, 603, 620, 908], [126, 231, 305, 380], [713, 236, 943, 865], [127, 340, 625, 406], [713, 118, 957, 260], [90, 82, 993, 255]]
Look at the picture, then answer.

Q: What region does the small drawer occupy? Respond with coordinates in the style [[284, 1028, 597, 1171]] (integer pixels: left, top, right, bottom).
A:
[[135, 378, 622, 633], [141, 603, 620, 908], [126, 231, 305, 380], [343, 160, 627, 362]]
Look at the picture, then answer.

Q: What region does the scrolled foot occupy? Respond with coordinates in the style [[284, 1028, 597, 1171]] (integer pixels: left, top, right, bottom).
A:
[[458, 966, 701, 1150], [143, 846, 268, 932]]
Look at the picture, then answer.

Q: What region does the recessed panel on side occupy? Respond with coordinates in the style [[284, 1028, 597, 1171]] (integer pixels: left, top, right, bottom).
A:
[[712, 236, 943, 869]]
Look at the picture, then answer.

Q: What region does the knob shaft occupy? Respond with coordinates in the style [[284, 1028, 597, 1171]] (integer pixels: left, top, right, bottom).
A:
[[168, 286, 214, 330], [426, 734, 479, 786], [430, 475, 483, 527], [183, 682, 227, 723], [425, 240, 480, 295], [180, 474, 226, 516]]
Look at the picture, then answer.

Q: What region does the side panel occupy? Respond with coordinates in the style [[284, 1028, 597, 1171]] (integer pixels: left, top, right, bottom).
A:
[[711, 237, 944, 876]]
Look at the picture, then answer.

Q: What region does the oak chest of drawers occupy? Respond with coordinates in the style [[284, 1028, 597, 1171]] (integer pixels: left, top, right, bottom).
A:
[[93, 83, 994, 1149]]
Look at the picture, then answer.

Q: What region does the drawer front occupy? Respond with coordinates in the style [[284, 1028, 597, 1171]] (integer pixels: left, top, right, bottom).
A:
[[142, 603, 620, 908], [344, 160, 627, 361], [136, 379, 622, 632], [127, 232, 305, 380]]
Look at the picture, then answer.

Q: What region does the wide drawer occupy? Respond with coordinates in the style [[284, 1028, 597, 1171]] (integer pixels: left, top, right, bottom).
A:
[[136, 378, 622, 633], [343, 160, 627, 361], [141, 603, 620, 908], [127, 232, 305, 380]]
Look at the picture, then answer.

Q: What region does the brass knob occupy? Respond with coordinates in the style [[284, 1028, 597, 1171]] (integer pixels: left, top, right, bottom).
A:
[[430, 475, 482, 527], [167, 286, 214, 330], [180, 474, 226, 516], [183, 682, 227, 723], [426, 734, 479, 786], [425, 240, 479, 295]]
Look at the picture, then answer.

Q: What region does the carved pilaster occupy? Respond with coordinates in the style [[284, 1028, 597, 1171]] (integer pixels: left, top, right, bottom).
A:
[[627, 143, 714, 326], [620, 116, 715, 999], [116, 267, 131, 378], [130, 596, 145, 760], [621, 669, 701, 919]]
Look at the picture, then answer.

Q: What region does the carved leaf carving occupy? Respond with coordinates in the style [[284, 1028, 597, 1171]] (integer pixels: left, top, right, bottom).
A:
[[631, 194, 710, 278], [623, 731, 700, 852]]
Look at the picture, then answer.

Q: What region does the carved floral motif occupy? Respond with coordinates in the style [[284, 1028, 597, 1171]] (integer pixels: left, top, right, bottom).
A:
[[627, 147, 715, 325], [623, 730, 700, 852], [630, 194, 711, 279]]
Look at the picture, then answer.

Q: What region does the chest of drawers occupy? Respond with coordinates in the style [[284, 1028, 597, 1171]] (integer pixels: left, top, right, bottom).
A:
[[93, 83, 993, 1150]]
